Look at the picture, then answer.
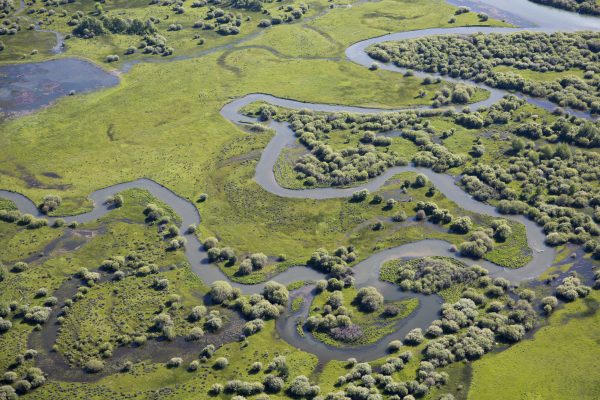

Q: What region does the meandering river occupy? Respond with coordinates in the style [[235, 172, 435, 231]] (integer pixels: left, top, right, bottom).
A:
[[1, 0, 598, 364]]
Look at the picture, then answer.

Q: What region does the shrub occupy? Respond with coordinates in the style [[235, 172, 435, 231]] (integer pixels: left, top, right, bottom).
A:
[[497, 324, 525, 342], [459, 230, 494, 258], [352, 189, 369, 202], [404, 328, 424, 345], [203, 237, 219, 249], [330, 324, 363, 342], [214, 357, 229, 369], [166, 357, 183, 368], [209, 383, 224, 394], [84, 359, 105, 373], [249, 253, 268, 270], [556, 276, 590, 301], [250, 361, 263, 373], [12, 262, 28, 273], [354, 287, 384, 312], [39, 194, 62, 214], [24, 307, 50, 324], [450, 217, 472, 234], [210, 281, 235, 303], [414, 174, 428, 187], [186, 327, 204, 341], [205, 312, 223, 332], [14, 380, 31, 394], [392, 210, 407, 222], [383, 305, 400, 317], [263, 281, 289, 305], [541, 296, 558, 314], [243, 319, 265, 336], [0, 385, 17, 400], [106, 194, 124, 208], [388, 340, 403, 352], [188, 305, 207, 321], [264, 374, 284, 393], [0, 318, 12, 334], [287, 375, 320, 398], [188, 360, 200, 371]]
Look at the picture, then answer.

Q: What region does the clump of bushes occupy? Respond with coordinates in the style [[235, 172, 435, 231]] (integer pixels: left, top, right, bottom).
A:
[[39, 195, 61, 214]]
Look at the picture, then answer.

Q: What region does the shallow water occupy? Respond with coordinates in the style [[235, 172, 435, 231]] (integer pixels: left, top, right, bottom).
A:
[[0, 59, 119, 116]]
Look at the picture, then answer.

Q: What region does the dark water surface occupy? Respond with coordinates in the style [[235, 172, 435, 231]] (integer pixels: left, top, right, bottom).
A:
[[0, 58, 119, 116]]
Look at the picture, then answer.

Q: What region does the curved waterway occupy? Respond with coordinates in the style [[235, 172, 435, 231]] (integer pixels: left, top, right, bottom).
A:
[[1, 0, 597, 363]]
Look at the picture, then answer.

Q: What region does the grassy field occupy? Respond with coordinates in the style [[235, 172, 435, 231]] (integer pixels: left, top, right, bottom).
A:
[[4, 0, 595, 398], [0, 0, 518, 275], [466, 290, 600, 400]]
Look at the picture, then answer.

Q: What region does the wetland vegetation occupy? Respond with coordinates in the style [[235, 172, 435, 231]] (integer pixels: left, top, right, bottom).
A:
[[1, 0, 600, 398]]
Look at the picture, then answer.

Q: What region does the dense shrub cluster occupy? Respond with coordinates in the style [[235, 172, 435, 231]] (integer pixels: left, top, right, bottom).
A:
[[38, 195, 61, 214], [71, 15, 156, 38], [415, 201, 454, 225], [330, 354, 448, 399], [555, 274, 591, 301], [0, 208, 48, 230], [528, 0, 600, 15], [368, 32, 600, 113], [460, 145, 600, 247], [258, 3, 309, 27], [459, 230, 495, 259], [139, 34, 174, 56], [200, 7, 244, 35], [267, 108, 455, 186], [232, 282, 289, 319], [354, 286, 384, 312], [382, 257, 488, 294], [307, 246, 356, 279]]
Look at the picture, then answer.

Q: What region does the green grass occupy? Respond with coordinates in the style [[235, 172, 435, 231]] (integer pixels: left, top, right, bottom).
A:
[[306, 0, 511, 48], [0, 198, 16, 211], [0, 189, 187, 371], [467, 291, 600, 400], [0, 1, 549, 397], [291, 296, 305, 312], [0, 0, 512, 279], [29, 320, 319, 399], [1, 0, 316, 65]]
